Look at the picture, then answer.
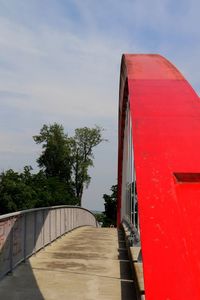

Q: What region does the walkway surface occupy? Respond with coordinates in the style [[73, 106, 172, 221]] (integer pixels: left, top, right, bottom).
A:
[[0, 227, 136, 300]]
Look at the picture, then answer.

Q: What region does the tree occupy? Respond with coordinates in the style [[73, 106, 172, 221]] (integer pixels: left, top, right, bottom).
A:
[[0, 166, 78, 215], [33, 123, 71, 182], [70, 126, 105, 206], [103, 184, 117, 227], [0, 123, 105, 215], [33, 123, 105, 206], [0, 168, 37, 214]]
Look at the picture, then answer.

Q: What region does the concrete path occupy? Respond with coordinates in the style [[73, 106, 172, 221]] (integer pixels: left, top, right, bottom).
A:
[[0, 227, 137, 300]]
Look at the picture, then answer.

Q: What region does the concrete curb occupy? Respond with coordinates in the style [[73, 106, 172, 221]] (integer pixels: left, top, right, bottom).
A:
[[121, 222, 145, 300]]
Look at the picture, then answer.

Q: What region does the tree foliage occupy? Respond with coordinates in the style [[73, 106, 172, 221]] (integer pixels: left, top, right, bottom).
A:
[[0, 123, 105, 214], [70, 126, 105, 205], [33, 124, 71, 182], [102, 184, 117, 227], [0, 166, 77, 215], [0, 168, 36, 214]]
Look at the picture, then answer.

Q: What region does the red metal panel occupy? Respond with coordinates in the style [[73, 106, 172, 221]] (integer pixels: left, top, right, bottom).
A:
[[117, 54, 200, 299]]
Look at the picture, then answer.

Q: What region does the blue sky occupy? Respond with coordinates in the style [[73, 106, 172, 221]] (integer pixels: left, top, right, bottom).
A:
[[0, 0, 199, 210]]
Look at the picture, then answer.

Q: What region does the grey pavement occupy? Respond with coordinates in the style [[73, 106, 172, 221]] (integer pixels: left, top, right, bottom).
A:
[[0, 227, 136, 300]]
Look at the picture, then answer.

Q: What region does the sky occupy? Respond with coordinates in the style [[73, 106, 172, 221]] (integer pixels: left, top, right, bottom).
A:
[[0, 0, 199, 211]]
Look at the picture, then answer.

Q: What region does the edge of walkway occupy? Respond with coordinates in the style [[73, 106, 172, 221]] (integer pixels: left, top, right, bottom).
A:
[[121, 223, 145, 300]]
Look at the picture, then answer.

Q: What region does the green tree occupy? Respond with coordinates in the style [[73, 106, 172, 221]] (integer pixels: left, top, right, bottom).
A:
[[33, 123, 105, 207], [0, 123, 105, 215], [94, 212, 106, 226], [0, 166, 78, 215], [103, 184, 117, 227], [0, 168, 37, 214], [70, 126, 105, 206], [33, 123, 72, 182]]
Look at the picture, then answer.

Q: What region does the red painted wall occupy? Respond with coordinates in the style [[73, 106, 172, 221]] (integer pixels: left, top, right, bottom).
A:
[[117, 54, 200, 299]]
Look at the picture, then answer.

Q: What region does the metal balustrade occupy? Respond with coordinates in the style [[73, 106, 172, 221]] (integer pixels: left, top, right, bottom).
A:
[[0, 206, 97, 279]]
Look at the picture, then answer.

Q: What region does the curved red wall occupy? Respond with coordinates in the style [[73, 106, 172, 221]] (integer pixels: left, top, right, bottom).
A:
[[118, 54, 200, 299]]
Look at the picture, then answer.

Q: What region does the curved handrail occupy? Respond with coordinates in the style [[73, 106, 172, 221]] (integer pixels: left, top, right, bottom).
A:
[[0, 205, 96, 221], [0, 206, 97, 279]]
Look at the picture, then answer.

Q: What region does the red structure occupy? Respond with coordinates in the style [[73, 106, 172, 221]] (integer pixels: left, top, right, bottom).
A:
[[117, 54, 200, 299]]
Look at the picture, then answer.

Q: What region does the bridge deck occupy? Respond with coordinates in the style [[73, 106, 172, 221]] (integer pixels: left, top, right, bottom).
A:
[[0, 227, 136, 299]]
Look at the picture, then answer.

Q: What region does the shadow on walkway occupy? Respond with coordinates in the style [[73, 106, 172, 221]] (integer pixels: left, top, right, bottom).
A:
[[0, 261, 45, 300]]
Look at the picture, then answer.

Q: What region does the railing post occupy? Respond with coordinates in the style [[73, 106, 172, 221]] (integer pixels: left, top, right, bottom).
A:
[[23, 214, 27, 261], [42, 209, 45, 249], [64, 208, 66, 234], [9, 217, 14, 274], [49, 209, 51, 245], [34, 212, 37, 255], [55, 209, 57, 239], [60, 209, 62, 238]]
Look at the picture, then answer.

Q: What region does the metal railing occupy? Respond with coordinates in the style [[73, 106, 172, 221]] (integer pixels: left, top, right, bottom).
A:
[[0, 206, 97, 279]]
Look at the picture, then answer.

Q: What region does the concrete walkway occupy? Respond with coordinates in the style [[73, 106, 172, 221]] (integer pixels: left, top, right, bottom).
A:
[[0, 227, 136, 300]]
